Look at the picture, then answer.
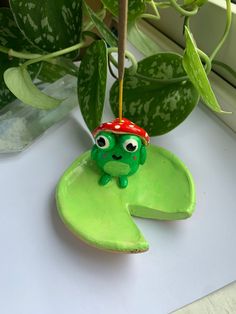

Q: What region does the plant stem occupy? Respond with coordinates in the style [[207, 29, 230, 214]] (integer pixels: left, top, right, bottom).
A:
[[150, 0, 160, 18], [169, 0, 198, 16], [108, 52, 118, 67], [108, 58, 118, 79], [0, 45, 41, 59], [155, 1, 171, 7], [212, 60, 236, 81], [140, 13, 160, 21], [210, 0, 232, 61], [135, 73, 188, 84], [82, 31, 100, 41], [108, 47, 138, 75], [23, 42, 86, 68], [184, 16, 190, 32], [197, 48, 212, 74]]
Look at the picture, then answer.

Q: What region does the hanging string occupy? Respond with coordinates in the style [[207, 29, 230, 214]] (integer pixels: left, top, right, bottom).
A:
[[118, 0, 128, 122]]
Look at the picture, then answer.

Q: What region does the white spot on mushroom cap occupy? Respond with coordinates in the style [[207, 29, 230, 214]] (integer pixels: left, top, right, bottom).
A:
[[114, 125, 120, 129], [129, 124, 134, 128]]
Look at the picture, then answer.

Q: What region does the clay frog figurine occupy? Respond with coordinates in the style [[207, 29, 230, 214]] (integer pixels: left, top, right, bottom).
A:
[[91, 118, 150, 188]]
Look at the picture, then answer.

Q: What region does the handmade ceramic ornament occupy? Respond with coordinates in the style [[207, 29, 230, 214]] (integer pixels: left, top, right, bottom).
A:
[[91, 118, 150, 188], [56, 0, 195, 253], [56, 140, 195, 253]]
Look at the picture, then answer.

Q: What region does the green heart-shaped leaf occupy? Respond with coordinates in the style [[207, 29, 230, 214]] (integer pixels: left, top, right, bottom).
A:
[[0, 8, 40, 109], [128, 22, 161, 57], [10, 0, 82, 53], [78, 40, 107, 131], [101, 0, 146, 21], [183, 27, 225, 113], [57, 145, 195, 253], [84, 3, 118, 47], [110, 53, 199, 135], [4, 66, 62, 110]]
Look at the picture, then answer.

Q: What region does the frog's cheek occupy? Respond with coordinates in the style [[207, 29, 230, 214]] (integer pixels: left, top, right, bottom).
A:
[[140, 146, 147, 165]]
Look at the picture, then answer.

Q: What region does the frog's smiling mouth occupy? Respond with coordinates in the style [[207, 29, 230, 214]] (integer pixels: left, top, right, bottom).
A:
[[112, 154, 122, 160]]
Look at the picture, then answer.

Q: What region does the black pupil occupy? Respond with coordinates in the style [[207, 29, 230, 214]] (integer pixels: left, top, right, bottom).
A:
[[126, 143, 136, 151], [97, 137, 106, 147]]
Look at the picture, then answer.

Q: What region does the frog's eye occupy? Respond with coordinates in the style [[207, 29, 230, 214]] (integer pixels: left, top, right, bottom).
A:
[[96, 135, 109, 149], [95, 133, 115, 150], [123, 139, 139, 153]]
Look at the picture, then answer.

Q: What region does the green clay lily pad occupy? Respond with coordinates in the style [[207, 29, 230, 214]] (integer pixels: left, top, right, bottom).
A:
[[56, 145, 195, 253]]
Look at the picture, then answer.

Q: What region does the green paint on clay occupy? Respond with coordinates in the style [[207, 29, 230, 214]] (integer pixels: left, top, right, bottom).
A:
[[56, 145, 196, 253], [92, 132, 146, 188], [104, 161, 130, 176]]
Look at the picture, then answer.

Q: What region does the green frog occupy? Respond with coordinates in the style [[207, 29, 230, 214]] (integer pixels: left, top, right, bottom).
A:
[[91, 131, 147, 188]]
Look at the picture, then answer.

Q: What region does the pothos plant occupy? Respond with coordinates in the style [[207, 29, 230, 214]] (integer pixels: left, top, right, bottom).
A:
[[0, 0, 232, 136]]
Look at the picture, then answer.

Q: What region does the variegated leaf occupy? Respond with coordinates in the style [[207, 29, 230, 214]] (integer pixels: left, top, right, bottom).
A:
[[110, 53, 199, 135], [10, 0, 82, 53], [84, 3, 118, 47], [183, 27, 225, 113], [78, 40, 107, 131], [101, 0, 146, 21], [0, 8, 40, 110]]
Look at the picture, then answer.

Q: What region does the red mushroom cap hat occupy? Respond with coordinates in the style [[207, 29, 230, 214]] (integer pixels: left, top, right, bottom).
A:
[[93, 118, 150, 146]]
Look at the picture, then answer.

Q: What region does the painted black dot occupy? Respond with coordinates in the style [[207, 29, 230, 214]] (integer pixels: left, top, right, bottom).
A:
[[97, 137, 105, 147], [126, 143, 136, 152]]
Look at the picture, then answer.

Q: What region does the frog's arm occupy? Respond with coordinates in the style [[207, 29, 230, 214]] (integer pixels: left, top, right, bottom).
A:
[[91, 145, 98, 160], [140, 145, 146, 165]]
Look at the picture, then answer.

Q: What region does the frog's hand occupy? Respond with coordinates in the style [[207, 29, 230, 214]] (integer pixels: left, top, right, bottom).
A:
[[140, 145, 146, 165], [56, 152, 149, 253], [91, 145, 98, 160]]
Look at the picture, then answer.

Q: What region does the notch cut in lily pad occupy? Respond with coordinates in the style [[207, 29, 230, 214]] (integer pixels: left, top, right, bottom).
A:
[[56, 145, 195, 253]]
